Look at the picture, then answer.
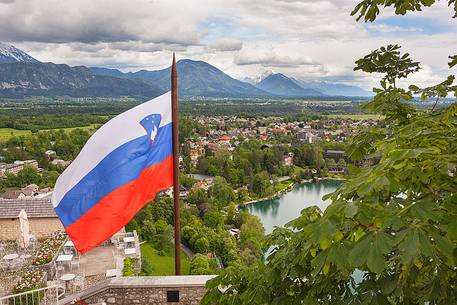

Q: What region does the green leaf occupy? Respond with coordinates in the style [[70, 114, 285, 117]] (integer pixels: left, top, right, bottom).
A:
[[344, 202, 358, 218], [449, 55, 457, 68], [398, 229, 420, 264], [311, 251, 328, 276], [409, 84, 420, 91], [319, 238, 331, 250], [445, 221, 457, 242], [349, 235, 372, 267], [418, 230, 434, 257], [431, 232, 455, 260], [367, 243, 386, 274]]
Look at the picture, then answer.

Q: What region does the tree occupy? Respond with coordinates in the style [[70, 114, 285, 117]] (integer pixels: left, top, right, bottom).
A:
[[239, 213, 265, 263], [251, 171, 272, 197], [187, 188, 207, 205], [239, 213, 265, 249], [140, 220, 157, 243], [226, 203, 237, 225], [16, 166, 42, 187], [201, 3, 457, 305], [190, 254, 213, 275], [210, 176, 235, 206], [194, 237, 210, 254], [203, 210, 225, 229], [337, 158, 347, 170]]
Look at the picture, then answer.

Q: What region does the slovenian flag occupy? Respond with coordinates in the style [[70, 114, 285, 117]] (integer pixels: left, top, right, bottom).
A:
[[52, 92, 174, 253]]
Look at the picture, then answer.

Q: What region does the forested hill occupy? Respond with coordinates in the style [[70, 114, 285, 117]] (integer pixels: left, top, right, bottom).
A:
[[93, 59, 272, 98], [0, 62, 165, 98]]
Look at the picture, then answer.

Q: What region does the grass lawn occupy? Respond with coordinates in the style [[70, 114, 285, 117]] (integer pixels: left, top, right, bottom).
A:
[[275, 179, 293, 192], [140, 243, 191, 275], [0, 128, 31, 141], [325, 114, 383, 120], [0, 124, 101, 142]]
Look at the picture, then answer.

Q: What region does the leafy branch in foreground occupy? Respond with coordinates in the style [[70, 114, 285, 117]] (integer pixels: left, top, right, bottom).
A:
[[450, 55, 457, 68], [351, 0, 457, 22], [201, 44, 457, 305]]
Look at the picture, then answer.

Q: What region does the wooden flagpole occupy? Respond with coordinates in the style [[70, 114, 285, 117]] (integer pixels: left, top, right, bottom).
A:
[[171, 53, 181, 275]]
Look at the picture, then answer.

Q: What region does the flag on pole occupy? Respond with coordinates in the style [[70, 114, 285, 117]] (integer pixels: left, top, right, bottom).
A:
[[52, 92, 174, 253]]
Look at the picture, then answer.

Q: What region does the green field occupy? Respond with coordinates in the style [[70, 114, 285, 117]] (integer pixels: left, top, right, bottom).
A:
[[0, 128, 31, 141], [325, 114, 383, 120], [0, 124, 101, 141], [140, 243, 191, 275]]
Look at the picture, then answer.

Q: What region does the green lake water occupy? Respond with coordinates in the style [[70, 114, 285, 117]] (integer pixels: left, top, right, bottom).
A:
[[244, 180, 342, 233], [244, 179, 365, 283]]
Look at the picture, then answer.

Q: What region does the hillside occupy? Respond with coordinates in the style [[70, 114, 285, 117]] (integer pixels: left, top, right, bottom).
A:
[[93, 60, 271, 98], [292, 79, 373, 97], [0, 62, 164, 98], [256, 73, 324, 97], [0, 42, 39, 64]]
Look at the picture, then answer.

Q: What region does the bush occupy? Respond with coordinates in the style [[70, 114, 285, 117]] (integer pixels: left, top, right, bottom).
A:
[[139, 256, 154, 276], [122, 257, 135, 276], [190, 254, 212, 275], [11, 269, 45, 305], [31, 231, 66, 266]]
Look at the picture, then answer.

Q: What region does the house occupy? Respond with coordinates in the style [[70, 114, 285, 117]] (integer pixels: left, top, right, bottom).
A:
[[271, 128, 288, 135], [228, 228, 240, 240], [44, 150, 57, 158], [325, 150, 346, 160], [219, 135, 231, 144], [296, 131, 316, 144], [51, 159, 70, 167], [0, 160, 38, 177], [0, 198, 64, 241], [283, 152, 294, 166]]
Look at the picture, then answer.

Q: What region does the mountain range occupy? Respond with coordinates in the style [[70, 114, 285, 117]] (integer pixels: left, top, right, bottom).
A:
[[0, 42, 39, 64], [256, 73, 325, 97], [0, 42, 372, 99]]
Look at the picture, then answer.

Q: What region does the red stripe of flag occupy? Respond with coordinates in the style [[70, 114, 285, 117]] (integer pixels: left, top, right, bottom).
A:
[[66, 156, 174, 253]]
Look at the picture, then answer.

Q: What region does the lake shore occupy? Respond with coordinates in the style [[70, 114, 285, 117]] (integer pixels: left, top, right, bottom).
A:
[[239, 176, 346, 208]]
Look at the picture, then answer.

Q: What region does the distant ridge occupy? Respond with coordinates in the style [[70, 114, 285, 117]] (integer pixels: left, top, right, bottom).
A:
[[292, 78, 373, 97], [92, 59, 271, 98], [256, 73, 325, 97], [0, 42, 371, 99], [0, 62, 165, 98], [0, 42, 39, 64]]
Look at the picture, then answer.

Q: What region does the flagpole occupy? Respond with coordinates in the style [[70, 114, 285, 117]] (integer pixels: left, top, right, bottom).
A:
[[171, 53, 181, 275]]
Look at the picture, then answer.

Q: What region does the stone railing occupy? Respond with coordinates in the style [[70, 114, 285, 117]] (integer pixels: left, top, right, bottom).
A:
[[59, 275, 216, 305]]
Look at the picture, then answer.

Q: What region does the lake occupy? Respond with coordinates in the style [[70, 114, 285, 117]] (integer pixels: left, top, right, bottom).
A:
[[244, 179, 342, 233], [244, 179, 365, 282]]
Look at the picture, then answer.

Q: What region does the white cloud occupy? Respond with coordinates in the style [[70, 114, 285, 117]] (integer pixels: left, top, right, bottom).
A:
[[206, 39, 243, 52], [234, 48, 317, 67], [1, 0, 455, 89]]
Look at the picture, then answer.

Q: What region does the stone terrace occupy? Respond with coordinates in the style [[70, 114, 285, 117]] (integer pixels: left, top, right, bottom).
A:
[[60, 275, 216, 305]]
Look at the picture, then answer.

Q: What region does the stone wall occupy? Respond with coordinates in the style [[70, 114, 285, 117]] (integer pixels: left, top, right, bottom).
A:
[[60, 276, 216, 305], [0, 218, 63, 240]]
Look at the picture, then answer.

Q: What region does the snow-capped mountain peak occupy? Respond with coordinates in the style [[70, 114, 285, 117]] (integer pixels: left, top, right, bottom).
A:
[[0, 42, 39, 64], [241, 70, 274, 85]]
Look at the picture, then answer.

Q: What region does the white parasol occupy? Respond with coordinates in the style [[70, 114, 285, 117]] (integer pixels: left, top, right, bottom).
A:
[[18, 209, 30, 249]]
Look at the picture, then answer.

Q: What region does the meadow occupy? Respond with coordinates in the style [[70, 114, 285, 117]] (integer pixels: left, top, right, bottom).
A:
[[0, 124, 101, 141], [140, 243, 190, 275], [324, 114, 383, 120]]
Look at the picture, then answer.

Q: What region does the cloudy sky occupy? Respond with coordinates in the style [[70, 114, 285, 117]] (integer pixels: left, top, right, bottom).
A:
[[1, 0, 456, 89]]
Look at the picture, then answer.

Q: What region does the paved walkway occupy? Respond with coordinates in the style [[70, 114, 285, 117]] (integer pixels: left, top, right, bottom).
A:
[[80, 245, 116, 276], [180, 243, 194, 260]]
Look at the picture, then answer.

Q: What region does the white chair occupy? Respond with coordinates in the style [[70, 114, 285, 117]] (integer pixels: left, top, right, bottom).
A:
[[56, 264, 65, 278], [0, 261, 7, 273], [73, 274, 85, 291], [70, 257, 80, 271], [9, 259, 22, 272], [29, 235, 38, 251]]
